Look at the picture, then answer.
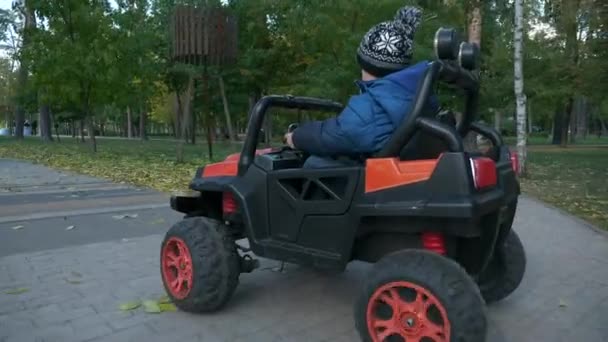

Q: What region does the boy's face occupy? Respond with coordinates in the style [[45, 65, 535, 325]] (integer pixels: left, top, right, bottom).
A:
[[361, 69, 377, 81]]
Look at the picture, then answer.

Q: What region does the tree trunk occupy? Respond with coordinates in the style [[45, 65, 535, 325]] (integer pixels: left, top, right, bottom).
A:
[[218, 75, 235, 141], [468, 3, 482, 46], [560, 0, 580, 147], [51, 110, 60, 142], [569, 102, 577, 144], [86, 115, 97, 152], [248, 90, 261, 121], [264, 111, 271, 148], [139, 109, 147, 141], [574, 97, 588, 140], [202, 70, 213, 159], [39, 104, 53, 142], [176, 76, 195, 163], [79, 119, 85, 142], [494, 110, 501, 131], [14, 78, 26, 139], [464, 1, 483, 151], [14, 0, 35, 140], [514, 0, 527, 175], [561, 98, 573, 147], [527, 100, 532, 134], [190, 109, 196, 145], [4, 108, 11, 136], [175, 92, 184, 163], [127, 106, 133, 138], [71, 119, 76, 138], [552, 108, 563, 145]]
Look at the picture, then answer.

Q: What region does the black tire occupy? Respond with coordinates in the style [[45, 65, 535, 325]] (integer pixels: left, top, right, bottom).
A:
[[355, 250, 486, 342], [478, 229, 526, 304], [160, 217, 240, 312]]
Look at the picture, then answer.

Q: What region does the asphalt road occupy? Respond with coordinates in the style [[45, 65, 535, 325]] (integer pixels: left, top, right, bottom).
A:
[[0, 158, 179, 256]]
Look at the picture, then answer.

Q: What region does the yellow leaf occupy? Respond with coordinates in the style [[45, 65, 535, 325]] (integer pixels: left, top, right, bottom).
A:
[[143, 300, 161, 313], [5, 287, 29, 295], [119, 301, 141, 311], [159, 303, 177, 312]]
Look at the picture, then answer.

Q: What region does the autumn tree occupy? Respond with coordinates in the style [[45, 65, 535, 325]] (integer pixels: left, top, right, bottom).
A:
[[26, 0, 118, 151]]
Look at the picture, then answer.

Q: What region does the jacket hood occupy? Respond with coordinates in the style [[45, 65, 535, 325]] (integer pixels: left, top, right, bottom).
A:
[[359, 60, 437, 126]]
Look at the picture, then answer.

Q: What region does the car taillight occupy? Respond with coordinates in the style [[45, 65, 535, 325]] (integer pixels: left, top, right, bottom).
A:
[[222, 191, 237, 215], [470, 157, 497, 190], [510, 151, 519, 175]]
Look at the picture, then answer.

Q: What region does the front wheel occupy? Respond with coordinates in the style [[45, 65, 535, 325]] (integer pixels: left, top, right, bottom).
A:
[[355, 250, 487, 342], [160, 217, 240, 312]]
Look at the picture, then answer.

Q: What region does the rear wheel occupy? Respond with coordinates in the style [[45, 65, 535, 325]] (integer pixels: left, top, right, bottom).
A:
[[160, 217, 239, 312], [355, 250, 486, 342], [478, 229, 526, 303]]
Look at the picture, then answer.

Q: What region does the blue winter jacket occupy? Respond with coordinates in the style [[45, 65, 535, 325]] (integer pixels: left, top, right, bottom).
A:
[[292, 61, 439, 158]]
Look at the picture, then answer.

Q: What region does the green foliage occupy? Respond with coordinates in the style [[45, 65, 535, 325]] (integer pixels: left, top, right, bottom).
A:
[[25, 0, 117, 115], [2, 0, 602, 135]]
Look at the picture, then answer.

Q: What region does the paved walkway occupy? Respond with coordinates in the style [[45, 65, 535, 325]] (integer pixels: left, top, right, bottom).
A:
[[0, 160, 607, 342]]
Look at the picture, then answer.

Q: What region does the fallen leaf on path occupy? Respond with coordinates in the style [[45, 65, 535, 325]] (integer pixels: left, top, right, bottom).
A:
[[11, 225, 24, 230], [65, 225, 75, 231], [4, 287, 29, 295], [119, 301, 141, 311], [112, 213, 138, 220], [159, 303, 176, 312], [158, 294, 171, 304], [559, 299, 568, 308], [64, 278, 82, 284], [142, 300, 161, 313], [150, 218, 165, 225]]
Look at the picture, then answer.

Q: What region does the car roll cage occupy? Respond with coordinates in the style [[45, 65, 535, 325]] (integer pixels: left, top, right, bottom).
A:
[[238, 59, 483, 177]]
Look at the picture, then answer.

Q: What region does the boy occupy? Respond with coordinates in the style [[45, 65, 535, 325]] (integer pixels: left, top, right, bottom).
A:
[[284, 6, 438, 168]]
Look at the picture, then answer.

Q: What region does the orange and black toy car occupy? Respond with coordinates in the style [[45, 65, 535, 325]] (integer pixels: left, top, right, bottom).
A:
[[160, 28, 526, 342]]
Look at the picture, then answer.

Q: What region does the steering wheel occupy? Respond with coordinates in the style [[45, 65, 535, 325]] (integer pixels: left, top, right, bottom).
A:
[[279, 123, 308, 159]]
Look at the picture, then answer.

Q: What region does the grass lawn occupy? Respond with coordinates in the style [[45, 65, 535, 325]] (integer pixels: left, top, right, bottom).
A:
[[1, 135, 607, 230], [0, 136, 242, 193], [520, 146, 608, 230]]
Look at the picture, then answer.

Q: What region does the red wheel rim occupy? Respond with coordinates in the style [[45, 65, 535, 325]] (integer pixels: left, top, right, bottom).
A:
[[366, 281, 451, 342], [161, 237, 194, 299]]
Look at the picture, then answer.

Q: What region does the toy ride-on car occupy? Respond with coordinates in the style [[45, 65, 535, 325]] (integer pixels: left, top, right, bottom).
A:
[[160, 28, 526, 342]]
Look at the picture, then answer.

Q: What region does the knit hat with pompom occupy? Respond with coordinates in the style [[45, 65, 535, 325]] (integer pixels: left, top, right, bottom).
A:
[[356, 6, 423, 77]]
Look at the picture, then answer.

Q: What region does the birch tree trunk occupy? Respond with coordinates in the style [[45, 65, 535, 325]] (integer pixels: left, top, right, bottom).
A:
[[514, 0, 527, 175]]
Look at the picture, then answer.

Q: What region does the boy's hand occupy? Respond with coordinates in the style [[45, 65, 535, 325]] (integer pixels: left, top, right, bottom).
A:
[[284, 133, 295, 149]]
